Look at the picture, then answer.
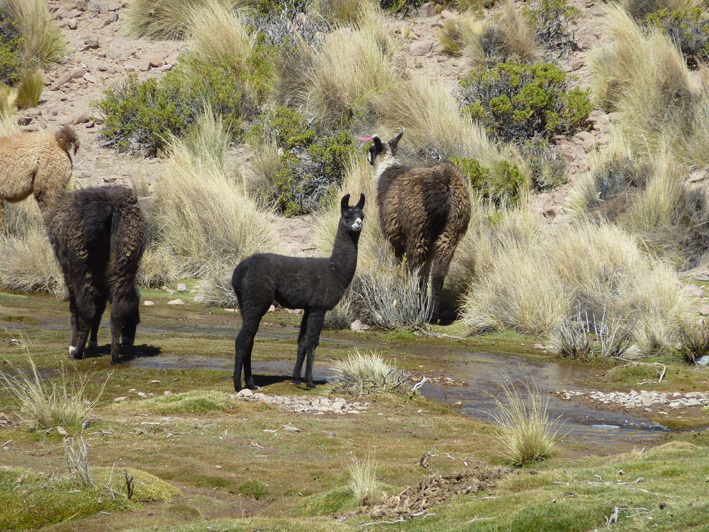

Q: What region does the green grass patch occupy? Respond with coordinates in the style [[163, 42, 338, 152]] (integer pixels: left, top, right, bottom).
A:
[[129, 390, 235, 415]]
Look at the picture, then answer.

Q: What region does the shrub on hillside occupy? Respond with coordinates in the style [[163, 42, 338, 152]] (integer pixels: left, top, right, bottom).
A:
[[97, 58, 272, 156], [524, 0, 580, 54], [450, 156, 528, 205], [0, 8, 20, 84], [249, 106, 357, 214], [460, 62, 592, 144], [647, 8, 709, 69]]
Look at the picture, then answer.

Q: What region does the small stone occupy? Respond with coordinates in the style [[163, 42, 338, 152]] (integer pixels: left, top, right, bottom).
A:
[[107, 12, 119, 22], [71, 68, 86, 79], [143, 300, 155, 306], [410, 40, 433, 56], [108, 0, 121, 11], [149, 55, 164, 68], [215, 465, 222, 469], [193, 295, 205, 303], [51, 72, 71, 91], [697, 355, 709, 366], [350, 319, 370, 332], [163, 391, 172, 396], [57, 426, 68, 436], [114, 396, 127, 403], [237, 389, 253, 398], [137, 392, 147, 398], [83, 73, 96, 83], [74, 113, 90, 124], [268, 305, 276, 312], [67, 18, 78, 30], [419, 2, 437, 17], [167, 299, 185, 305], [177, 283, 187, 292], [224, 308, 236, 313]]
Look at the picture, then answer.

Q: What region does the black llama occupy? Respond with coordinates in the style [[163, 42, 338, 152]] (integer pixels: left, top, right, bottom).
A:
[[365, 130, 471, 320], [231, 193, 365, 391], [47, 186, 146, 364]]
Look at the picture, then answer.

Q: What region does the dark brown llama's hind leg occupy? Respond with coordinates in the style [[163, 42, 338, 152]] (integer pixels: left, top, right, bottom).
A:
[[430, 239, 458, 321], [88, 298, 107, 350]]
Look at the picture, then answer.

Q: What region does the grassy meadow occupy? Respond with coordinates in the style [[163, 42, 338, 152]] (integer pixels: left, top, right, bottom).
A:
[[1, 0, 709, 529]]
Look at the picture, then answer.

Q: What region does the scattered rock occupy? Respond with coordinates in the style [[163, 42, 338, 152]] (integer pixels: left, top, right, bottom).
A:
[[177, 283, 187, 292], [114, 396, 127, 403], [410, 40, 433, 56], [67, 18, 78, 30], [167, 299, 185, 305], [350, 319, 370, 332], [50, 72, 72, 91], [237, 388, 254, 398], [558, 389, 709, 409], [108, 0, 122, 11], [419, 2, 437, 17], [143, 300, 155, 306], [233, 392, 371, 415], [73, 113, 90, 124]]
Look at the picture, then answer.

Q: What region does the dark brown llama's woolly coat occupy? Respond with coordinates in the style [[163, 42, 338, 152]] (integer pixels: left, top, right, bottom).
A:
[[46, 186, 145, 364]]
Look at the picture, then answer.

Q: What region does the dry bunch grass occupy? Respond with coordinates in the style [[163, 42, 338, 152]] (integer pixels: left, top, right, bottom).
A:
[[587, 5, 709, 166], [617, 0, 704, 20], [312, 0, 380, 27], [0, 85, 18, 123], [0, 201, 64, 294], [332, 349, 410, 395], [305, 19, 402, 127], [149, 109, 280, 279], [64, 432, 93, 487], [185, 1, 255, 73], [125, 0, 246, 40], [464, 0, 542, 68], [3, 0, 66, 68], [490, 378, 561, 466], [347, 455, 384, 506], [0, 355, 108, 430], [15, 69, 44, 109]]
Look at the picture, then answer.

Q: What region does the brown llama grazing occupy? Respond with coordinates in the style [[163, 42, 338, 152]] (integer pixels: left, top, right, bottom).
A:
[[231, 194, 365, 391], [46, 186, 146, 365], [365, 130, 471, 321], [0, 126, 80, 233]]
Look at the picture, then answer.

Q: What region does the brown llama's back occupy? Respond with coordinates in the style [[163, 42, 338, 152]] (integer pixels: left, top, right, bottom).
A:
[[0, 126, 80, 233]]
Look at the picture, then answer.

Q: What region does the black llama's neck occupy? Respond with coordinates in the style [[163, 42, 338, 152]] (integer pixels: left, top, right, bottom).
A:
[[329, 224, 360, 290]]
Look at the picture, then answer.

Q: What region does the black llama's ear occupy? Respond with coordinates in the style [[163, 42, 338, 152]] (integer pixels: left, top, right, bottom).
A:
[[341, 194, 351, 212], [356, 193, 365, 209], [389, 129, 404, 154]]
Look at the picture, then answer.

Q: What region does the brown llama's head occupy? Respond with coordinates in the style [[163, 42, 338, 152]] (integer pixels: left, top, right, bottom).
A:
[[365, 130, 403, 184], [55, 125, 81, 155]]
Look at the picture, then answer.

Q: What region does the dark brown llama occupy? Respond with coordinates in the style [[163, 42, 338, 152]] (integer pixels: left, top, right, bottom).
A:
[[231, 193, 365, 391], [0, 126, 80, 233], [365, 130, 471, 320], [46, 186, 146, 364]]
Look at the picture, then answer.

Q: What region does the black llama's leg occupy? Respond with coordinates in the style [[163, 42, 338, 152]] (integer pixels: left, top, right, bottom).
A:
[[88, 297, 107, 350], [302, 309, 326, 389], [292, 308, 311, 383], [234, 311, 265, 391], [73, 311, 92, 360]]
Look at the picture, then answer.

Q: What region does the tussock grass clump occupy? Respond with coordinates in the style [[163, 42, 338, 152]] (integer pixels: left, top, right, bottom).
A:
[[15, 68, 42, 108], [306, 22, 401, 128], [184, 1, 255, 74], [146, 110, 280, 279], [588, 5, 709, 167], [313, 0, 380, 26], [0, 202, 63, 295], [347, 456, 383, 506], [464, 0, 542, 68], [490, 379, 561, 466], [523, 0, 580, 54], [332, 349, 410, 395], [125, 0, 246, 40], [355, 249, 433, 329], [2, 0, 66, 67], [0, 356, 108, 431]]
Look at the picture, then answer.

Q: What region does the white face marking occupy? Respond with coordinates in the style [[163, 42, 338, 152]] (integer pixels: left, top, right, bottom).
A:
[[372, 148, 401, 185], [352, 217, 363, 231], [68, 345, 76, 355]]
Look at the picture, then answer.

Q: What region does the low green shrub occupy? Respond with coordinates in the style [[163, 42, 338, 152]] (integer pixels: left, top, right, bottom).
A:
[[524, 0, 580, 54], [97, 51, 274, 156], [648, 8, 709, 69], [249, 106, 357, 214], [460, 62, 592, 144], [450, 156, 527, 204], [0, 8, 21, 84]]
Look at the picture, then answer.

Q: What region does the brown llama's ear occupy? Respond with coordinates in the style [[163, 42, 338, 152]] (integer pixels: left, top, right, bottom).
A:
[[368, 135, 383, 165], [356, 193, 365, 209], [341, 194, 351, 212], [389, 129, 404, 154]]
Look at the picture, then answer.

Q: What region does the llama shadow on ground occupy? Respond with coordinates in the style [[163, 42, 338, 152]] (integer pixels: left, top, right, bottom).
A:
[[248, 374, 330, 390], [83, 343, 161, 363]]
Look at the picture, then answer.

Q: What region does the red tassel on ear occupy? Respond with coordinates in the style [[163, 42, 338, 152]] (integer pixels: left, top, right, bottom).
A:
[[357, 136, 373, 141]]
